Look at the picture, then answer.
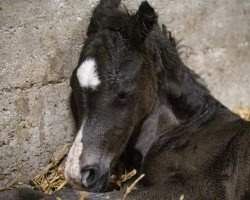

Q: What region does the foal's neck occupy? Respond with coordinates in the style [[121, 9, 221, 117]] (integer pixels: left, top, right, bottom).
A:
[[135, 99, 180, 157], [135, 35, 227, 157]]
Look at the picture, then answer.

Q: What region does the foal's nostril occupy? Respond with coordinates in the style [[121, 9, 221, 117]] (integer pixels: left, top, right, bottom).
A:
[[81, 168, 98, 189]]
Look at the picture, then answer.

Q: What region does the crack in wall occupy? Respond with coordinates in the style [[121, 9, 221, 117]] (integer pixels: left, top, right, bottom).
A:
[[0, 78, 69, 94]]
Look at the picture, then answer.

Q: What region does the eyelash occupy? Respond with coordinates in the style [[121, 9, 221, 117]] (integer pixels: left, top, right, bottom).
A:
[[118, 92, 129, 100], [115, 91, 133, 105]]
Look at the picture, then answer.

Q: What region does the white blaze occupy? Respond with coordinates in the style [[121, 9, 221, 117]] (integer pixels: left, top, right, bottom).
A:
[[65, 58, 100, 183], [77, 58, 100, 89], [65, 124, 84, 183]]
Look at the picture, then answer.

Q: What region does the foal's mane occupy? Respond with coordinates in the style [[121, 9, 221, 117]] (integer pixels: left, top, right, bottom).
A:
[[144, 27, 227, 158]]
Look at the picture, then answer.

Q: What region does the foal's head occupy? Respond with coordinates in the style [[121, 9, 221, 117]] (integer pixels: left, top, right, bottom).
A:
[[65, 0, 159, 192]]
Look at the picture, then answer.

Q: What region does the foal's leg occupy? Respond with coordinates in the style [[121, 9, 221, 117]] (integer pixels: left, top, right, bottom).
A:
[[84, 183, 226, 200], [0, 187, 47, 200], [41, 184, 207, 200], [41, 186, 179, 200]]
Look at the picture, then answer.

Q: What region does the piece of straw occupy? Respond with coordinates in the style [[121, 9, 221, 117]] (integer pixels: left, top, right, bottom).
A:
[[122, 174, 145, 200], [180, 194, 185, 200]]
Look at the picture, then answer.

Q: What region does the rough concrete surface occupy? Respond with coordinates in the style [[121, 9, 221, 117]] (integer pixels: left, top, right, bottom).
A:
[[0, 0, 249, 189]]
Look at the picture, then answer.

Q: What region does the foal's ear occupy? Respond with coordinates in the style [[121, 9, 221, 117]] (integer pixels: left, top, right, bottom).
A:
[[127, 1, 158, 44], [99, 0, 121, 9], [87, 0, 122, 35]]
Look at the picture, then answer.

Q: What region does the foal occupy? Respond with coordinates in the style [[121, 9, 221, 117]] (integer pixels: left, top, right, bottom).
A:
[[0, 0, 249, 199], [62, 1, 250, 199]]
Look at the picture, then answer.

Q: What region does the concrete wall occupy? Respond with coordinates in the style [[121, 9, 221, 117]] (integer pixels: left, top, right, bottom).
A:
[[0, 0, 249, 189]]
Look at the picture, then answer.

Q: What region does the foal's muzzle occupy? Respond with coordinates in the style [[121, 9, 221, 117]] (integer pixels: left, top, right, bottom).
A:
[[81, 165, 109, 192], [81, 167, 98, 189]]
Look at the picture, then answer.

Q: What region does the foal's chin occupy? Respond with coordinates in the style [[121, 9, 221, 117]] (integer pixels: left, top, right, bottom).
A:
[[89, 174, 110, 193]]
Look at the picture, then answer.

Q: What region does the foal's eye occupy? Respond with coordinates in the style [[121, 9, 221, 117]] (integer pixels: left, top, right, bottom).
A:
[[118, 92, 129, 100], [116, 91, 133, 104]]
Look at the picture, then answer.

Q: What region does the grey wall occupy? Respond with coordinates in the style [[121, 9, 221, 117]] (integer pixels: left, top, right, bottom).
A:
[[0, 0, 249, 189]]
